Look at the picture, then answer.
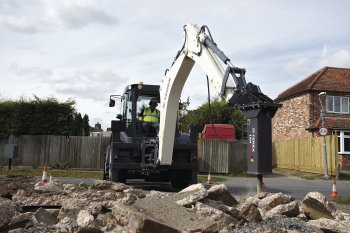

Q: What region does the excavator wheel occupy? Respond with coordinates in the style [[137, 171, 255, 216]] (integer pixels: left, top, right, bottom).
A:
[[171, 169, 191, 190], [109, 169, 127, 184]]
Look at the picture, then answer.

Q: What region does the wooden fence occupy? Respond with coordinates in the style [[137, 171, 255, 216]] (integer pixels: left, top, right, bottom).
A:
[[1, 135, 247, 173], [198, 139, 247, 173], [1, 135, 339, 175], [0, 135, 110, 169], [272, 135, 338, 176]]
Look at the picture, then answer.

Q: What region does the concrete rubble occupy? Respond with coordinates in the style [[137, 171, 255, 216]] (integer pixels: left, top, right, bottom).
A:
[[1, 179, 350, 232]]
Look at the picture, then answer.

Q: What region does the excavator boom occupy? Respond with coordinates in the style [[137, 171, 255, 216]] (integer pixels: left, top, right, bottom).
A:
[[158, 24, 280, 171]]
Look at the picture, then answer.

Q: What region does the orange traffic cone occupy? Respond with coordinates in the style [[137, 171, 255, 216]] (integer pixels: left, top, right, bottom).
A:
[[41, 166, 49, 184], [330, 178, 339, 199], [207, 171, 213, 184]]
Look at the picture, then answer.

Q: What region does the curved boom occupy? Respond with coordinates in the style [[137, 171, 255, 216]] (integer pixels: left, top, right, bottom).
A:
[[158, 24, 246, 165]]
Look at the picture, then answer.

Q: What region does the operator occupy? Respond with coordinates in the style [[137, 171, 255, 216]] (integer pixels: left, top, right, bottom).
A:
[[139, 98, 160, 136]]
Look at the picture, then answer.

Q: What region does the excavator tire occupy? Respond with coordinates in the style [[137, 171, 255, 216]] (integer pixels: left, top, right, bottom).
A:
[[171, 169, 191, 189], [110, 169, 127, 184]]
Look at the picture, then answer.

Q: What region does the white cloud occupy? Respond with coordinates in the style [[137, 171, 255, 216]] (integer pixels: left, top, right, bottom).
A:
[[8, 63, 127, 102], [318, 50, 350, 68], [1, 0, 350, 129], [285, 58, 313, 78], [9, 63, 52, 77], [0, 0, 117, 34]]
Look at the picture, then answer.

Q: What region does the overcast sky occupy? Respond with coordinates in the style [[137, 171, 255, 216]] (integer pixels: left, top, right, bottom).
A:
[[1, 0, 350, 130]]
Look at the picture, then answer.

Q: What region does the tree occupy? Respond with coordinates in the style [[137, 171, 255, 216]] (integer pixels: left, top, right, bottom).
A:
[[178, 97, 191, 118], [180, 98, 246, 139], [0, 96, 91, 136], [82, 114, 90, 136]]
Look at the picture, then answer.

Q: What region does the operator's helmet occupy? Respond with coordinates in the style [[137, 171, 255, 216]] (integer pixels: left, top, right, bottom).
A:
[[149, 98, 158, 105]]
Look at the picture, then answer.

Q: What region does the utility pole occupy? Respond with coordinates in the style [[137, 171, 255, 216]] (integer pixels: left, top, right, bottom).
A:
[[318, 92, 330, 179]]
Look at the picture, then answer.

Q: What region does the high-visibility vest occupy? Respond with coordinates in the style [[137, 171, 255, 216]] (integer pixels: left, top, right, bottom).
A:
[[143, 108, 160, 123]]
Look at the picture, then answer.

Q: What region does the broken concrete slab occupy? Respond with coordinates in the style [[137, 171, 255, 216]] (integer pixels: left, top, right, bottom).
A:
[[89, 180, 128, 192], [264, 200, 300, 219], [113, 197, 219, 232], [76, 210, 94, 227], [32, 207, 58, 226], [5, 212, 33, 231], [207, 184, 239, 207], [193, 201, 238, 231], [123, 187, 146, 199], [175, 189, 208, 207], [12, 189, 67, 206], [0, 199, 18, 228], [55, 216, 78, 233], [307, 217, 349, 233], [301, 192, 344, 220], [239, 201, 263, 223], [200, 199, 240, 219], [5, 174, 350, 233], [259, 192, 295, 211], [180, 183, 206, 193]]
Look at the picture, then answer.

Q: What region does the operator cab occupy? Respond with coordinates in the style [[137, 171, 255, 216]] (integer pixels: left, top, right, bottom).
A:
[[110, 84, 160, 139]]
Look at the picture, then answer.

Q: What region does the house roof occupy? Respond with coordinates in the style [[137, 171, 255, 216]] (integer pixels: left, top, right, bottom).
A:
[[276, 67, 350, 101], [308, 117, 350, 130]]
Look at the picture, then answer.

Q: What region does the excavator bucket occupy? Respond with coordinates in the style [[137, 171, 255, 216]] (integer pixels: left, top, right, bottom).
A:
[[228, 82, 275, 108]]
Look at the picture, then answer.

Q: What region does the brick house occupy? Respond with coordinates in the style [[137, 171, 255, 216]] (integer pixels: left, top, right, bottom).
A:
[[272, 66, 350, 169]]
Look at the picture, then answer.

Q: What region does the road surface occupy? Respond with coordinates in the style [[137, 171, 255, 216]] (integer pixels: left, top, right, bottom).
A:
[[223, 173, 350, 199], [36, 174, 350, 199]]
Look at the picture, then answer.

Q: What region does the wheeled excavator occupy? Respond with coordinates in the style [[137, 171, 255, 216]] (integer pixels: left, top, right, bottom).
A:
[[104, 24, 281, 189]]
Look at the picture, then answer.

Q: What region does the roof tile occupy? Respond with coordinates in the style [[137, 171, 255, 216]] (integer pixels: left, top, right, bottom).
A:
[[276, 67, 350, 101], [308, 117, 350, 130]]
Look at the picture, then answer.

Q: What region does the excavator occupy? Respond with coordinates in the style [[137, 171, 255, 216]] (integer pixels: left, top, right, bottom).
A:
[[104, 24, 280, 189]]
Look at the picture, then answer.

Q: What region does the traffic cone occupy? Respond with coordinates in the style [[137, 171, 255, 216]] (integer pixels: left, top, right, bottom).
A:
[[330, 178, 339, 199], [41, 166, 49, 184], [207, 172, 213, 184]]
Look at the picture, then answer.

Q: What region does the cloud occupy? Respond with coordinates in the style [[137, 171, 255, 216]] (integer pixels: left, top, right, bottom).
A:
[[45, 1, 117, 29], [0, 16, 40, 34], [52, 69, 127, 101], [284, 58, 313, 78], [318, 50, 350, 68], [0, 0, 117, 34], [9, 63, 52, 77], [8, 63, 127, 101]]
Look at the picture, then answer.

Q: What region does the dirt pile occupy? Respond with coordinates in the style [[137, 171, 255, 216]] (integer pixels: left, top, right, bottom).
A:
[[1, 177, 350, 232]]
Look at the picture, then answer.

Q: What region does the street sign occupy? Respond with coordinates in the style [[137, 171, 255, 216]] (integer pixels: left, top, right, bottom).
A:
[[319, 127, 328, 136]]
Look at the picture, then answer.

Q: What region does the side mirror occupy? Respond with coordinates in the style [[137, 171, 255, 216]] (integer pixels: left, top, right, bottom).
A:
[[109, 99, 115, 107], [116, 114, 122, 120]]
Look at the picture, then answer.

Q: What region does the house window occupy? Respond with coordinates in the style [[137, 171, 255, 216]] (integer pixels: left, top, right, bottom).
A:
[[326, 96, 349, 113], [338, 131, 350, 154]]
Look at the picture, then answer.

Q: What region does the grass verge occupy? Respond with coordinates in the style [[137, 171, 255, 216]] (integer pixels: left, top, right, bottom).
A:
[[1, 167, 227, 183], [197, 175, 226, 183], [339, 172, 350, 180], [334, 196, 350, 205], [0, 167, 103, 180]]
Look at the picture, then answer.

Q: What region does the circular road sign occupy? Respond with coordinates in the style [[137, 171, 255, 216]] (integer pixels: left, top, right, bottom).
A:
[[319, 127, 328, 136]]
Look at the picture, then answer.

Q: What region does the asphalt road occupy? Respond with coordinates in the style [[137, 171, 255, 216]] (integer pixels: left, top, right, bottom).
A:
[[223, 173, 350, 199], [36, 174, 350, 199]]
